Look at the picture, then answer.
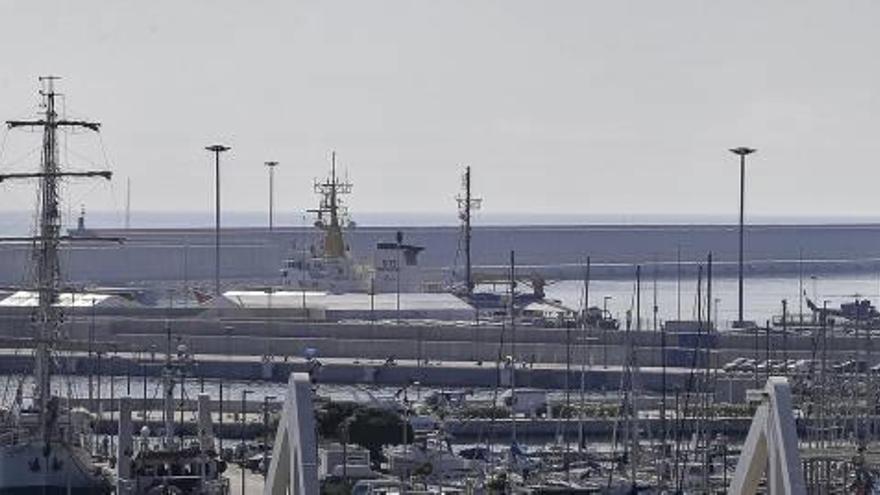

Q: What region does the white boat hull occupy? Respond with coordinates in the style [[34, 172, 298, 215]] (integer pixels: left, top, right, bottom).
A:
[[0, 440, 110, 494]]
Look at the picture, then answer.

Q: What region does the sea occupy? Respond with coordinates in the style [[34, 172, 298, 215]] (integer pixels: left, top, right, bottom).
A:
[[545, 275, 880, 329]]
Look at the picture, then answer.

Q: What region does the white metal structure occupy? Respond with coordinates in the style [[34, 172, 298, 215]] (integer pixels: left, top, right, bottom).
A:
[[728, 377, 806, 495], [264, 373, 319, 495]]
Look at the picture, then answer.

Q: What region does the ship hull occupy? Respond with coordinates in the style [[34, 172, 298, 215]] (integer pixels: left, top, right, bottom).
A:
[[0, 441, 110, 494]]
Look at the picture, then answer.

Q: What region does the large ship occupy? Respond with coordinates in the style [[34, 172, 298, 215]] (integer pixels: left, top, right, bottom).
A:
[[0, 78, 113, 494], [281, 151, 427, 293]]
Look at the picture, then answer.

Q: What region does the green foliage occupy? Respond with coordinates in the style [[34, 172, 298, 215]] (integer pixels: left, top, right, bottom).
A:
[[485, 472, 510, 493], [316, 400, 361, 439], [319, 478, 353, 495], [316, 401, 413, 466], [541, 402, 621, 419]]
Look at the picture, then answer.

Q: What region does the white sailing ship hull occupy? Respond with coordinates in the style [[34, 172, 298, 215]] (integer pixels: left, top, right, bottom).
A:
[[0, 440, 109, 494]]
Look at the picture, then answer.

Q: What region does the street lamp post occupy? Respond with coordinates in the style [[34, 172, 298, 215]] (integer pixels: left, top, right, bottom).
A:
[[265, 161, 279, 231], [396, 231, 403, 327], [730, 147, 756, 326], [205, 144, 231, 299]]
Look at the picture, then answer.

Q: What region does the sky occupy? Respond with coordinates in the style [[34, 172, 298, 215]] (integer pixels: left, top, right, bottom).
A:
[[1, 1, 879, 228]]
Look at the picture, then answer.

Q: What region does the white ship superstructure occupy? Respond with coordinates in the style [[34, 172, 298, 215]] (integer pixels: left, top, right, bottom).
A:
[[282, 152, 427, 293]]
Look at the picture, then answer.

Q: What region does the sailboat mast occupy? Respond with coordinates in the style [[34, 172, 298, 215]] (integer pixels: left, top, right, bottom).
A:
[[636, 265, 641, 331], [163, 319, 175, 446], [4, 77, 109, 442], [704, 252, 713, 490], [35, 78, 63, 429], [579, 256, 590, 452], [330, 151, 338, 228], [509, 250, 517, 445]]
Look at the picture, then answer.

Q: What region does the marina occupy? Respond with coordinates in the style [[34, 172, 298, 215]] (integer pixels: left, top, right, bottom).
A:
[[4, 2, 880, 492], [0, 81, 869, 492]]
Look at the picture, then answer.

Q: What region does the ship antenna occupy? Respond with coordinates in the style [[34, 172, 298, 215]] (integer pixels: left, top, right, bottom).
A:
[[306, 150, 352, 259], [330, 151, 338, 227], [457, 166, 481, 296]]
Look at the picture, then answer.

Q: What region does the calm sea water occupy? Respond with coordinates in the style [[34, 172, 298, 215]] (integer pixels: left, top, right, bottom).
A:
[[544, 274, 880, 328]]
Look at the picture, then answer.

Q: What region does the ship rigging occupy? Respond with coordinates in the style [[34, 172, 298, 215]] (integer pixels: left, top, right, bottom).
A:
[[0, 76, 114, 494]]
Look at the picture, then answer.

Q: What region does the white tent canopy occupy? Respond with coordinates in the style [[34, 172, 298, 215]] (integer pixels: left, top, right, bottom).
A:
[[0, 291, 134, 308]]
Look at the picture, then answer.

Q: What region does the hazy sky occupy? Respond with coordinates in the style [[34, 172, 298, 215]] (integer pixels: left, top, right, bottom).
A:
[[1, 1, 879, 225]]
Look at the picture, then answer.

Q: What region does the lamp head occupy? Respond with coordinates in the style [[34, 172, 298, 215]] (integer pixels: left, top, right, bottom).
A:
[[205, 144, 231, 153], [729, 147, 756, 156]]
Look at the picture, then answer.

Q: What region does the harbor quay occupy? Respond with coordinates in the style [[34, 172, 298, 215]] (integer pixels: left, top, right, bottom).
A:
[[6, 4, 880, 488], [0, 351, 750, 398], [87, 413, 760, 443], [2, 224, 880, 285], [0, 311, 869, 376]]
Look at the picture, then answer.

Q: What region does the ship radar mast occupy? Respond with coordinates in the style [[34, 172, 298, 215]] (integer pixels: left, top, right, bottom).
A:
[[308, 151, 353, 259], [456, 166, 481, 295], [1, 76, 112, 442]]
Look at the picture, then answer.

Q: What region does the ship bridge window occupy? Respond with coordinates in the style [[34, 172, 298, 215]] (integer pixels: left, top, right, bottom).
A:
[[404, 251, 418, 266]]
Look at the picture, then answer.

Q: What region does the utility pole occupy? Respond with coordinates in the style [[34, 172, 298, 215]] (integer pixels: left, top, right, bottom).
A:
[[205, 144, 231, 298], [730, 147, 756, 326], [265, 161, 279, 231]]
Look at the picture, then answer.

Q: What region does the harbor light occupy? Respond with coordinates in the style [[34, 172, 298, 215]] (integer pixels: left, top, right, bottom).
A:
[[729, 146, 756, 327], [265, 161, 279, 231], [205, 144, 231, 298]]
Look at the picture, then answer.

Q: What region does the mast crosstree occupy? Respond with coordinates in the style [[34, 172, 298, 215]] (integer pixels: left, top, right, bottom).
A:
[[2, 76, 112, 441], [308, 151, 352, 259]]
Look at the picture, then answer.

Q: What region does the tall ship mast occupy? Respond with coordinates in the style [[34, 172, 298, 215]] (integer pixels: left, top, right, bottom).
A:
[[308, 150, 353, 259], [455, 166, 481, 296], [282, 151, 427, 294], [0, 77, 113, 493]]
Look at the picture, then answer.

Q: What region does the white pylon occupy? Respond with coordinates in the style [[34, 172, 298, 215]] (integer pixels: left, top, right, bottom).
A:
[[728, 376, 806, 495], [263, 372, 319, 495]]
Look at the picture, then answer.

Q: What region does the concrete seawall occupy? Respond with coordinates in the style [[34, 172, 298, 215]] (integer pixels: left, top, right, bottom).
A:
[[2, 223, 880, 284]]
